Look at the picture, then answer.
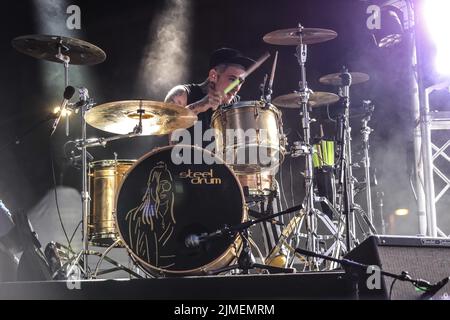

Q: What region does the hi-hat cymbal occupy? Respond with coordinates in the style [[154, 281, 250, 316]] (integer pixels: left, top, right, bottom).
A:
[[319, 72, 370, 86], [12, 34, 106, 65], [85, 100, 197, 135], [273, 92, 340, 108], [263, 27, 337, 46]]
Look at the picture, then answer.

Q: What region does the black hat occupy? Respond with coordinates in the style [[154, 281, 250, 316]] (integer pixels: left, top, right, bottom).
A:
[[209, 48, 255, 70]]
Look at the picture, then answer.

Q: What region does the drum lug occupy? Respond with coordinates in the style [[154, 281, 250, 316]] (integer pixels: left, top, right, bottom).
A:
[[220, 108, 227, 124]]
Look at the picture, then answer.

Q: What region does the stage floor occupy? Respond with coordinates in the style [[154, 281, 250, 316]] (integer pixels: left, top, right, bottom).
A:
[[0, 271, 356, 300]]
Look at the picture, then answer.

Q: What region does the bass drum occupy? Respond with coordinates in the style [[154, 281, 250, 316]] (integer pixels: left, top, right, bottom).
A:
[[115, 145, 246, 276]]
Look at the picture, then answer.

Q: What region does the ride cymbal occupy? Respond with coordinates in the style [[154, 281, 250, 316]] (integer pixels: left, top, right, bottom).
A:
[[263, 27, 337, 46], [85, 100, 197, 135], [12, 34, 106, 65], [319, 72, 370, 86], [273, 92, 340, 108]]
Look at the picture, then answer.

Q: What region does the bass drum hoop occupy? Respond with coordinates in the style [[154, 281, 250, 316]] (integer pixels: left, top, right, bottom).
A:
[[114, 145, 247, 276]]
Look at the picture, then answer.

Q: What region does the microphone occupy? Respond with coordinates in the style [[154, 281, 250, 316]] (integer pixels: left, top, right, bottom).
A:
[[184, 233, 207, 248], [51, 86, 75, 136], [185, 229, 227, 248], [421, 277, 450, 300]]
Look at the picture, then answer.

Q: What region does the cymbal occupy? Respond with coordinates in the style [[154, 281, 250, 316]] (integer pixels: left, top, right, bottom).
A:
[[273, 92, 340, 108], [12, 34, 106, 65], [319, 72, 370, 86], [85, 100, 197, 135], [263, 28, 337, 46]]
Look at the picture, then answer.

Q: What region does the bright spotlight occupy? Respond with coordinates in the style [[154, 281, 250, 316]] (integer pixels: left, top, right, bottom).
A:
[[423, 0, 450, 75], [394, 208, 409, 216]]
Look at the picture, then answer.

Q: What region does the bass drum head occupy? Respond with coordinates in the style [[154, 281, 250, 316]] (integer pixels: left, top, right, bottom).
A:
[[116, 145, 245, 276]]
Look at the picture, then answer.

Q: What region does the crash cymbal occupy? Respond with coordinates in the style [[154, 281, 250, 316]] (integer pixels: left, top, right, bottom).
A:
[[85, 100, 197, 135], [319, 72, 370, 86], [273, 92, 340, 108], [12, 34, 106, 65], [263, 27, 337, 46]]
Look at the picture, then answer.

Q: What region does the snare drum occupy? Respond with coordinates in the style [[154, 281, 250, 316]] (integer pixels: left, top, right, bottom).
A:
[[115, 145, 246, 276], [211, 101, 286, 174], [88, 159, 135, 247]]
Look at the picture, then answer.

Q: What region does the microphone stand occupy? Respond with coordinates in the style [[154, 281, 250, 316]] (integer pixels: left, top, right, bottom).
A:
[[295, 247, 449, 300], [55, 37, 71, 136], [0, 112, 58, 153], [206, 204, 303, 275]]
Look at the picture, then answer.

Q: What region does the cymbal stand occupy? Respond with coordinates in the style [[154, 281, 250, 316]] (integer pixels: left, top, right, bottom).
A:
[[336, 69, 376, 250], [76, 87, 95, 278], [55, 38, 71, 136], [335, 68, 356, 250], [360, 101, 375, 225], [289, 24, 319, 268]]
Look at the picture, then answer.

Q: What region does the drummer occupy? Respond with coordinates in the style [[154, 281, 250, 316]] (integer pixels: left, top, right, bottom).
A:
[[164, 48, 254, 147]]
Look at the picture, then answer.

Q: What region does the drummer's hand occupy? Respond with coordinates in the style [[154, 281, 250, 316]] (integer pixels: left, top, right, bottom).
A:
[[204, 80, 223, 111], [207, 90, 223, 111]]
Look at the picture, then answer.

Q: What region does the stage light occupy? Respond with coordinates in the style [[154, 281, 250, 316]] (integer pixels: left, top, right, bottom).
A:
[[395, 208, 409, 216], [373, 5, 404, 48], [53, 106, 72, 117], [423, 0, 450, 75]]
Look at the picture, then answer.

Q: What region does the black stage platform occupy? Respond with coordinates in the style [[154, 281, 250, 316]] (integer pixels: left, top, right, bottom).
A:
[[0, 271, 356, 300]]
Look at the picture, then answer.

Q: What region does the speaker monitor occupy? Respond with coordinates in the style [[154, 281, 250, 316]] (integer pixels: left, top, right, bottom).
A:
[[344, 235, 450, 300]]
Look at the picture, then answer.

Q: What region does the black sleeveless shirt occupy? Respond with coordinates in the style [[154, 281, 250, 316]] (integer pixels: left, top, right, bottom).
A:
[[183, 84, 212, 148], [182, 83, 239, 148]]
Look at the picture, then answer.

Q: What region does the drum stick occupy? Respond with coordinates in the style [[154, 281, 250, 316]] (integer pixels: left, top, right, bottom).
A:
[[268, 51, 278, 90], [224, 52, 271, 95]]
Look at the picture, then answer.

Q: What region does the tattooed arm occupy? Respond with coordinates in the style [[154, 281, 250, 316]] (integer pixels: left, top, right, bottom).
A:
[[164, 85, 188, 107], [164, 83, 222, 115]]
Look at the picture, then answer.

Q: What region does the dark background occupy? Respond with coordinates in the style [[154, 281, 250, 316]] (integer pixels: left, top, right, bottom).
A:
[[0, 0, 449, 237]]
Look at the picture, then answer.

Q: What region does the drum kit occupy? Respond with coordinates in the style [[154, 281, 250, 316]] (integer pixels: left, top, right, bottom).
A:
[[12, 23, 378, 278]]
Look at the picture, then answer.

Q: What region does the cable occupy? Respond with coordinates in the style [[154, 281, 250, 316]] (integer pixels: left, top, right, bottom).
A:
[[69, 220, 82, 245], [50, 143, 72, 251], [278, 159, 290, 210], [326, 105, 338, 123], [389, 278, 398, 300], [289, 157, 295, 207]]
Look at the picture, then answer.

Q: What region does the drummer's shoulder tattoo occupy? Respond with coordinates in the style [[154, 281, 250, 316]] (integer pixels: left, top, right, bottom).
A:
[[165, 86, 187, 106]]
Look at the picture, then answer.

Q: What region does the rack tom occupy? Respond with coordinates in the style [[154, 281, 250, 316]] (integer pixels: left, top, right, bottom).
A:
[[211, 101, 286, 174]]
